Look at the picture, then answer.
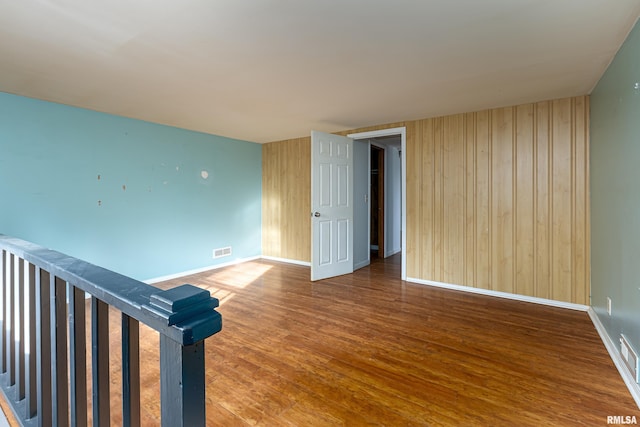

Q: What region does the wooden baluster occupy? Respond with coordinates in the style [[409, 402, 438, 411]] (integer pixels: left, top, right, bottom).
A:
[[92, 297, 110, 426], [69, 286, 87, 427], [50, 276, 68, 426], [36, 268, 52, 427], [15, 257, 25, 401], [25, 263, 37, 419], [6, 253, 15, 388], [122, 314, 140, 427]]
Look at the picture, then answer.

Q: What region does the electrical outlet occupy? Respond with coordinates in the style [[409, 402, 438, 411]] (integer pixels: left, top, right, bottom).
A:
[[622, 341, 629, 360], [607, 297, 612, 316]]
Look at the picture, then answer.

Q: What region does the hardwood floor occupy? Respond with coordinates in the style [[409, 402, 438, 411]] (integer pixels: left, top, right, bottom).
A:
[[118, 254, 639, 426]]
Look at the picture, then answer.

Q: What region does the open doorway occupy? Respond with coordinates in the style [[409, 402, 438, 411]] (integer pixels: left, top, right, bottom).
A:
[[371, 145, 385, 259], [349, 127, 406, 279]]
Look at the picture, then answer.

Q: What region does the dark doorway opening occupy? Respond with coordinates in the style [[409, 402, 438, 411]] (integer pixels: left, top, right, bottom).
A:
[[371, 145, 385, 258]]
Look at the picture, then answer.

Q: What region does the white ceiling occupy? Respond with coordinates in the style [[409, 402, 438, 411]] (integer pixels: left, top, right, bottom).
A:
[[1, 1, 639, 144]]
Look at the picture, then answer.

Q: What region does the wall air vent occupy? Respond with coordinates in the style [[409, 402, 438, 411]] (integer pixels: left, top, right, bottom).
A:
[[620, 335, 639, 383], [213, 246, 232, 259]]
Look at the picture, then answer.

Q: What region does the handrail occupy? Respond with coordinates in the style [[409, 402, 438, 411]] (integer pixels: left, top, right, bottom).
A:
[[0, 234, 222, 426], [0, 235, 221, 345]]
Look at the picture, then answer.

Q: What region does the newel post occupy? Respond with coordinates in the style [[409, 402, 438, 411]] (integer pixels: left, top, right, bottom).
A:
[[143, 284, 222, 427]]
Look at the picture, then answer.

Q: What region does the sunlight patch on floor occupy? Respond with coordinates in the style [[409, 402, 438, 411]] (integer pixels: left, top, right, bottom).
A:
[[210, 288, 236, 306], [211, 263, 272, 289]]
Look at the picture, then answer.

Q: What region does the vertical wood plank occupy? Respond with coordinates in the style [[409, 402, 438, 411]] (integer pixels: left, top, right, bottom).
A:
[[475, 110, 492, 290], [573, 96, 589, 305], [535, 101, 551, 299], [433, 117, 444, 282], [442, 114, 465, 285], [405, 120, 421, 278], [50, 275, 68, 426], [69, 286, 87, 427], [515, 104, 535, 297], [92, 297, 110, 426], [551, 98, 574, 303], [465, 112, 476, 287], [421, 118, 435, 280], [491, 107, 515, 293]]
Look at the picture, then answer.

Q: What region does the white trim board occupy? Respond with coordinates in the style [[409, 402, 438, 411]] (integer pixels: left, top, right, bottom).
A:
[[348, 126, 407, 281], [409, 276, 639, 409], [144, 256, 261, 284], [354, 260, 371, 270], [406, 277, 589, 311], [385, 248, 401, 258], [588, 308, 640, 409]]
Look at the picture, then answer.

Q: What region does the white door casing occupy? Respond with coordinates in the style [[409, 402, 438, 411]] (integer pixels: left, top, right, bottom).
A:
[[348, 127, 406, 280], [311, 131, 354, 281]]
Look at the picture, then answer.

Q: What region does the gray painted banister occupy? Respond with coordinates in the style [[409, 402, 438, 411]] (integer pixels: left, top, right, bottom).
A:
[[0, 234, 222, 426]]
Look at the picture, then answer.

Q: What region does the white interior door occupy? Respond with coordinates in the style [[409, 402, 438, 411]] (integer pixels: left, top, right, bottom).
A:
[[311, 130, 354, 281]]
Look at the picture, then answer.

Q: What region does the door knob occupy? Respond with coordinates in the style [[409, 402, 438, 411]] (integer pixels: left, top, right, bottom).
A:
[[313, 212, 321, 217]]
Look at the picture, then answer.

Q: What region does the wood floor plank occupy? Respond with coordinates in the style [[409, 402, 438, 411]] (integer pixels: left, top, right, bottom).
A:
[[101, 254, 639, 426]]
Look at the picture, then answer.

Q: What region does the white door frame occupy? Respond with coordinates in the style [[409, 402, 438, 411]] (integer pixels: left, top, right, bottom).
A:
[[348, 127, 406, 280], [353, 138, 371, 271]]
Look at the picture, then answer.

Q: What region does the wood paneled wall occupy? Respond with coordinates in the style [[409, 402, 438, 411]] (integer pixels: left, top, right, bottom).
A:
[[262, 137, 311, 262], [262, 97, 590, 304], [407, 96, 590, 304]]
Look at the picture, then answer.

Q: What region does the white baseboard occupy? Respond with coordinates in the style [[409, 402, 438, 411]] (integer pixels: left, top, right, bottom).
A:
[[144, 256, 261, 284], [145, 255, 311, 284], [384, 248, 401, 258], [406, 277, 589, 311], [407, 277, 638, 409], [354, 259, 371, 270], [588, 308, 640, 409], [260, 256, 311, 267]]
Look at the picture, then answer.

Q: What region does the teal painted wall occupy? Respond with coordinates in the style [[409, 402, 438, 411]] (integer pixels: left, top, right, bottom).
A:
[[0, 92, 262, 280], [591, 20, 640, 357]]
